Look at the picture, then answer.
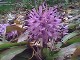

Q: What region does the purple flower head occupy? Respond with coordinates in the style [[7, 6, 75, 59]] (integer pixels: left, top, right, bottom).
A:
[[27, 5, 68, 43], [0, 24, 18, 41], [6, 30, 18, 40], [0, 24, 9, 35]]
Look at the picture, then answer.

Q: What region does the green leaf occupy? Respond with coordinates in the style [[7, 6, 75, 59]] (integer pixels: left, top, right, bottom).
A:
[[62, 35, 80, 47], [62, 30, 80, 43], [0, 46, 26, 60], [0, 42, 27, 50], [66, 35, 80, 45], [42, 48, 58, 60]]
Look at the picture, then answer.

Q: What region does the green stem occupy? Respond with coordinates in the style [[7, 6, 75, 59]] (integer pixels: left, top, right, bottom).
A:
[[0, 42, 28, 50]]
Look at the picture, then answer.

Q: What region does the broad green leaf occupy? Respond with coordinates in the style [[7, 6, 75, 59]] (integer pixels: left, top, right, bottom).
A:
[[0, 42, 27, 50], [42, 48, 58, 60], [65, 35, 80, 46], [0, 46, 26, 60], [62, 35, 80, 47], [62, 30, 80, 43]]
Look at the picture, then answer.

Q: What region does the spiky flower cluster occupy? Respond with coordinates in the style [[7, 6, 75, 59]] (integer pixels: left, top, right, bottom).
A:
[[27, 5, 68, 42]]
